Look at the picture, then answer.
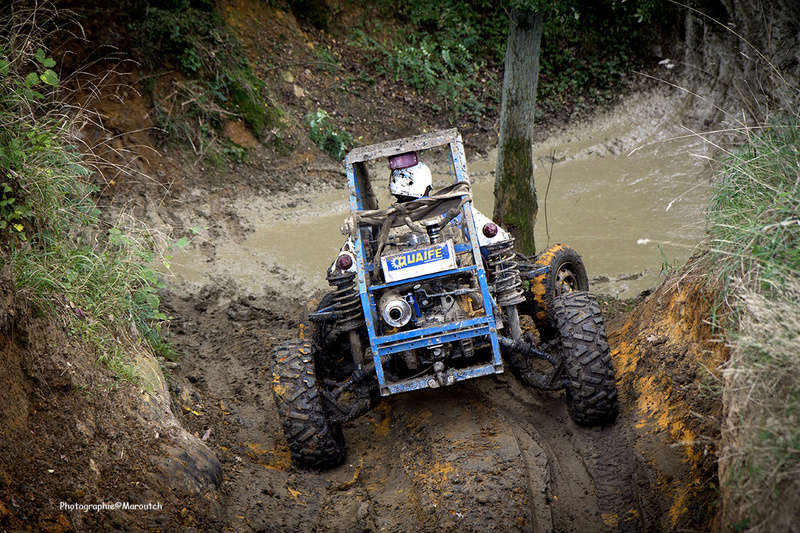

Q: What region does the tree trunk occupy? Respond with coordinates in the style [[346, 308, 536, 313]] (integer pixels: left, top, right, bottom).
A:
[[493, 8, 542, 255]]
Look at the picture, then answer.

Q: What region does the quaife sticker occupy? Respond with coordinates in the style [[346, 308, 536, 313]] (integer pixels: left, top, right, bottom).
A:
[[381, 241, 457, 282]]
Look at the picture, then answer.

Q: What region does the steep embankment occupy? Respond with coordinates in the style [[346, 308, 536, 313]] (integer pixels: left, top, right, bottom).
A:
[[0, 269, 222, 530], [609, 267, 726, 530]]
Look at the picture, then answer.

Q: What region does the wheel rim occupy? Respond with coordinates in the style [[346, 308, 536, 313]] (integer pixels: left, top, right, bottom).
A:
[[555, 263, 580, 294]]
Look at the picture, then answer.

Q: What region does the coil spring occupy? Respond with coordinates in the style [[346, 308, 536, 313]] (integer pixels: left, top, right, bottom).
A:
[[486, 240, 525, 306], [327, 271, 364, 331]]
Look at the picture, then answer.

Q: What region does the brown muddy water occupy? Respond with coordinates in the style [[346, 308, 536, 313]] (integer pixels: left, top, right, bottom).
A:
[[172, 91, 712, 298]]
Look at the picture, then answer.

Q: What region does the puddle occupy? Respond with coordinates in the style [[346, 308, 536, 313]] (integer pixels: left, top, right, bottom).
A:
[[172, 91, 711, 299]]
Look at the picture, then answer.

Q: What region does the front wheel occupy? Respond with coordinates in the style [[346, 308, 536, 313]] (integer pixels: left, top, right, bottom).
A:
[[552, 291, 618, 426], [271, 339, 346, 469], [526, 244, 589, 340]]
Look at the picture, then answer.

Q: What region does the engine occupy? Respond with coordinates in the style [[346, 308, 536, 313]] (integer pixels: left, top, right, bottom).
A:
[[369, 222, 489, 375]]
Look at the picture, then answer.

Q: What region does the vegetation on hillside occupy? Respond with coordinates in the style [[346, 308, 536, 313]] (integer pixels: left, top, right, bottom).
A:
[[0, 7, 177, 379], [343, 0, 675, 121], [130, 0, 282, 163], [705, 116, 800, 530]]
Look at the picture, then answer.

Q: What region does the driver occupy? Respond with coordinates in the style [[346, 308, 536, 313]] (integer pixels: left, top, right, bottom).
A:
[[330, 151, 510, 276], [387, 152, 505, 243], [389, 159, 433, 203]]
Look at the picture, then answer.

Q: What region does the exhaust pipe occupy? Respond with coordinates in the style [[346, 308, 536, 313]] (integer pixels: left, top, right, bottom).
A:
[[379, 292, 412, 327]]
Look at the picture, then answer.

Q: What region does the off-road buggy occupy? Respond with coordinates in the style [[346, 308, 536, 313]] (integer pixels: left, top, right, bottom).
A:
[[271, 130, 617, 469]]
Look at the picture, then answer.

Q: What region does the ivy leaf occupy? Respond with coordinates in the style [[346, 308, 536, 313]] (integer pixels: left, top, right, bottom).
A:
[[24, 72, 40, 87], [40, 69, 58, 87], [32, 49, 56, 69], [173, 236, 190, 249], [108, 227, 123, 246]]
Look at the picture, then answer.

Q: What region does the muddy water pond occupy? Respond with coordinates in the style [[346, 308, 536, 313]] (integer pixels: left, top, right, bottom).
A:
[[173, 92, 711, 299]]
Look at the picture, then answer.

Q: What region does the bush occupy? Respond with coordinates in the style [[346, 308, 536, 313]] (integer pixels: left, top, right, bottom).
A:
[[350, 0, 672, 120], [306, 109, 354, 162]]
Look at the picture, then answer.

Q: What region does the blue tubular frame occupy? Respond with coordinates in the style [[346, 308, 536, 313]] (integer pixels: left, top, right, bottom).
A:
[[345, 130, 503, 396]]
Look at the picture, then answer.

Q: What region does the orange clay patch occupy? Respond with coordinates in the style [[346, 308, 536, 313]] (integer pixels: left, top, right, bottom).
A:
[[610, 278, 727, 528], [371, 401, 392, 437], [244, 441, 292, 471]]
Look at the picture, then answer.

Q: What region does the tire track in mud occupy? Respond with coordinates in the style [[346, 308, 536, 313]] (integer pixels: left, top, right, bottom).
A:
[[475, 375, 642, 532]]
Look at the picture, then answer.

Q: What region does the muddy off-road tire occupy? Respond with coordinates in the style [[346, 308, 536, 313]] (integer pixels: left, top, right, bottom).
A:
[[552, 291, 618, 426], [271, 339, 346, 469], [527, 244, 589, 340]]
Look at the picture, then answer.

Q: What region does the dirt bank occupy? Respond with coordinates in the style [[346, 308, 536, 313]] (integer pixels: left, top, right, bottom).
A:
[[0, 269, 223, 531], [609, 263, 726, 530]]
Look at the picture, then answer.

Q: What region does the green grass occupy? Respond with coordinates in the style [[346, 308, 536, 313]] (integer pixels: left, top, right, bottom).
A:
[[1, 14, 175, 382], [705, 117, 800, 529], [707, 119, 800, 293]]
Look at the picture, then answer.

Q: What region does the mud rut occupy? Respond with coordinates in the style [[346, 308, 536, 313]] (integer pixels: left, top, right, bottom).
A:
[[164, 285, 647, 532]]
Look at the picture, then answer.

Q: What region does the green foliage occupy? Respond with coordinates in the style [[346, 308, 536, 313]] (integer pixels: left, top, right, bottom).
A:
[[349, 0, 501, 120], [132, 0, 281, 156], [707, 118, 800, 295], [314, 46, 339, 73], [0, 30, 178, 381], [351, 0, 670, 120], [306, 109, 354, 162]]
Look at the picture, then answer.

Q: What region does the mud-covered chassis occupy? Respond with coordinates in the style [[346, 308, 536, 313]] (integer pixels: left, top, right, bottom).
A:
[[271, 130, 618, 469]]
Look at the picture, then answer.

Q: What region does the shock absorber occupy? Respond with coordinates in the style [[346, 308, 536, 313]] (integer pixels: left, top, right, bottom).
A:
[[327, 271, 366, 366], [328, 271, 363, 330], [485, 240, 525, 306]]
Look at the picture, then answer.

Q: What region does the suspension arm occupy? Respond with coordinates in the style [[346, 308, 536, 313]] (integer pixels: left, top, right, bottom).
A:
[[498, 335, 568, 391]]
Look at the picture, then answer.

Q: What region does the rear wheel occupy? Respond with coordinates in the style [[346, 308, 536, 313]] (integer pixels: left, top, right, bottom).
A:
[[271, 339, 346, 469], [552, 291, 618, 426], [527, 244, 589, 340]]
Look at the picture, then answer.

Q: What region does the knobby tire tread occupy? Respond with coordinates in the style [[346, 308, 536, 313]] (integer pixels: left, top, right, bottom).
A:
[[552, 291, 618, 426], [271, 339, 346, 469]]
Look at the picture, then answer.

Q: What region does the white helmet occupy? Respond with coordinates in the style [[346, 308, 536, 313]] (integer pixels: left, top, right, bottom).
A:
[[389, 161, 432, 199]]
